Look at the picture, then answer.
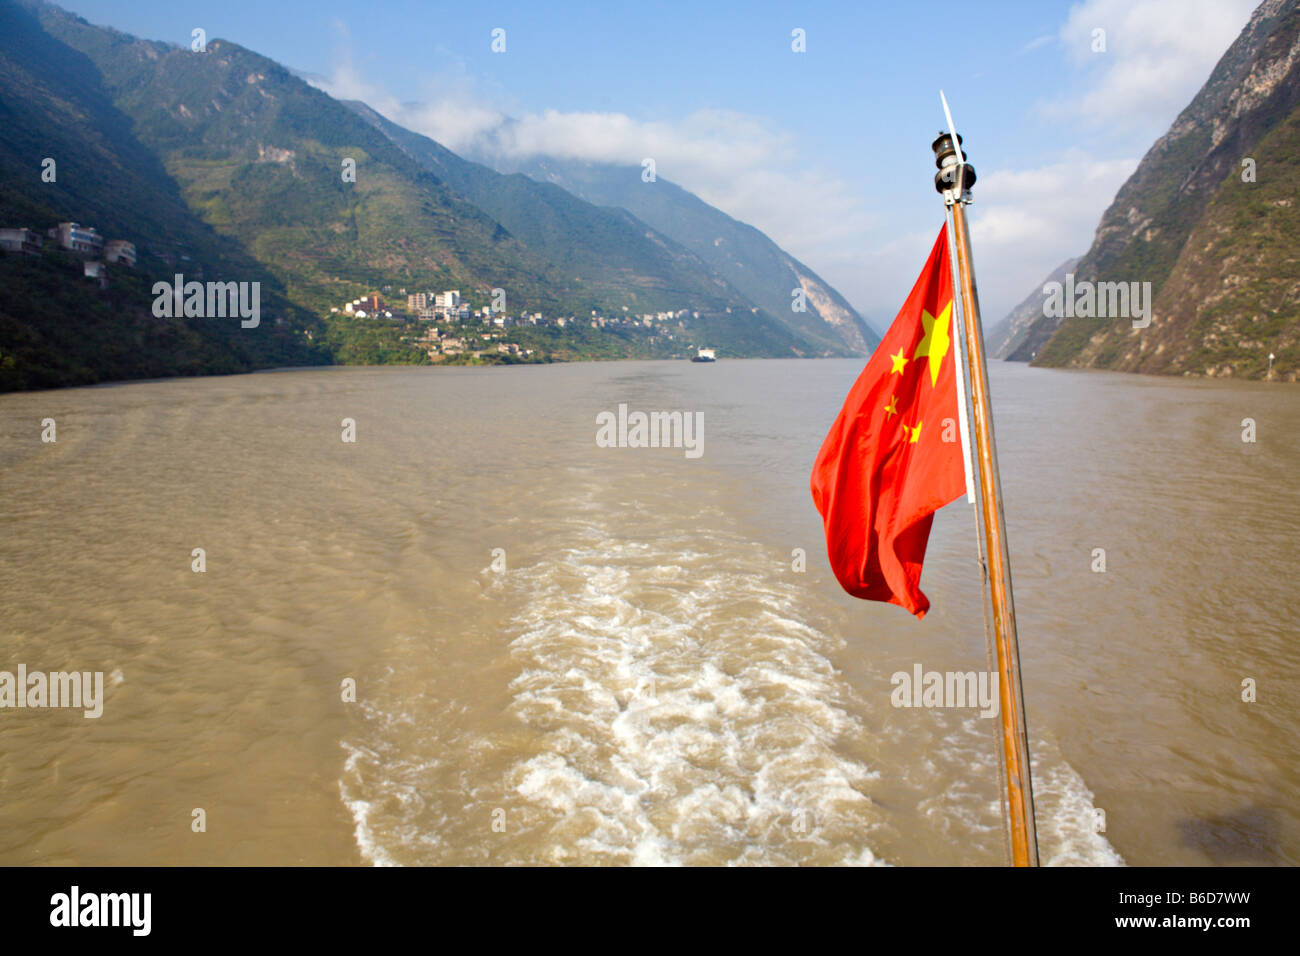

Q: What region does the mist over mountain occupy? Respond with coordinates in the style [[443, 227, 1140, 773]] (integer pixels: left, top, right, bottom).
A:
[[988, 256, 1081, 360]]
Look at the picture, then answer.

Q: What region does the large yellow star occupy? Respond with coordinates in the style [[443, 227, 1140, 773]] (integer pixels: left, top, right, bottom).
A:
[[908, 421, 923, 444], [884, 395, 899, 417], [914, 302, 953, 387], [889, 349, 908, 375]]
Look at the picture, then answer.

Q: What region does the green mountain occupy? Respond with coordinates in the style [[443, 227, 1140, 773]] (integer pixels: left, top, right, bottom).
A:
[[0, 0, 326, 390], [343, 100, 819, 341], [1009, 0, 1300, 379], [490, 154, 878, 354], [31, 3, 581, 317], [1, 0, 872, 392]]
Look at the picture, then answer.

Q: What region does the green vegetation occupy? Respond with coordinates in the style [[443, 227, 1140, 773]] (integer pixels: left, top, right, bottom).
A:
[[348, 103, 802, 326], [0, 251, 324, 391], [0, 0, 330, 391], [39, 7, 835, 356], [320, 317, 429, 366]]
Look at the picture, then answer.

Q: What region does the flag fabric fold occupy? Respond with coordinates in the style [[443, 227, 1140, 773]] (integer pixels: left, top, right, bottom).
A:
[[810, 225, 967, 619]]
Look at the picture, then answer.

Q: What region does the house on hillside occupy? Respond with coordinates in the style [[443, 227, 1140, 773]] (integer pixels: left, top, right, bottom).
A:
[[104, 240, 136, 267], [83, 260, 108, 289], [50, 222, 104, 256], [0, 227, 43, 255]]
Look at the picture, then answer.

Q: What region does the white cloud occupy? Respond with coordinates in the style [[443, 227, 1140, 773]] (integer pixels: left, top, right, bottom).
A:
[[1047, 0, 1257, 128], [967, 150, 1138, 317], [314, 23, 504, 150], [307, 0, 1255, 327], [310, 64, 877, 300]]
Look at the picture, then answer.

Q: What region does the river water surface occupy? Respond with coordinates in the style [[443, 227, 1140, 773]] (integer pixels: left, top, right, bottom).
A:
[[0, 359, 1295, 865]]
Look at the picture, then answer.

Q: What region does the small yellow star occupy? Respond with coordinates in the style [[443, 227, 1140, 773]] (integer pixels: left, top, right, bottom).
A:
[[889, 349, 908, 374], [884, 395, 899, 417], [908, 421, 923, 444]]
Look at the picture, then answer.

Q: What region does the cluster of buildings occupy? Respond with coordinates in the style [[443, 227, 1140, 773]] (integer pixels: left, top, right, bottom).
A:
[[336, 292, 393, 319], [590, 309, 690, 329], [330, 290, 474, 322], [0, 222, 136, 289], [0, 220, 714, 365], [408, 323, 537, 360], [405, 289, 479, 322], [333, 286, 696, 334], [329, 285, 713, 362]]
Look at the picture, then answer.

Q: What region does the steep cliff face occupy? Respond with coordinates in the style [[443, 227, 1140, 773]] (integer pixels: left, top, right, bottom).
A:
[[787, 258, 873, 353], [1010, 0, 1300, 379], [1064, 107, 1300, 378]]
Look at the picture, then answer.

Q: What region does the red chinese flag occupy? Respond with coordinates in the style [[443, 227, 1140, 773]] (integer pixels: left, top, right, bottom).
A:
[[810, 225, 967, 619]]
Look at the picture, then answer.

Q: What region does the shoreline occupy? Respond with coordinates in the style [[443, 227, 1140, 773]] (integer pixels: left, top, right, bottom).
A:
[[0, 353, 864, 397], [2, 352, 1294, 399]]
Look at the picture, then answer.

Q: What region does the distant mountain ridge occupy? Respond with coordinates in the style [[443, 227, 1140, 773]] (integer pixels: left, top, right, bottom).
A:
[[33, 7, 581, 317], [345, 102, 876, 355], [1009, 0, 1300, 379], [340, 100, 824, 355], [988, 256, 1080, 359], [494, 155, 879, 355]]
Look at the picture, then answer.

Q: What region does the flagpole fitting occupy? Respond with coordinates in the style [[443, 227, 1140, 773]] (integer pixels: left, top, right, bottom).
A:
[[932, 132, 975, 206]]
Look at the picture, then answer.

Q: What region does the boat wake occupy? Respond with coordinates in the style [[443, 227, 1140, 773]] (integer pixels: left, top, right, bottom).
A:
[[339, 472, 1121, 865], [496, 510, 886, 865]]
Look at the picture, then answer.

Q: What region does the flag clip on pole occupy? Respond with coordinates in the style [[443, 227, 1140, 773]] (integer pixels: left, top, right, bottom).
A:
[[939, 91, 974, 504], [933, 94, 1040, 867], [944, 217, 977, 504]]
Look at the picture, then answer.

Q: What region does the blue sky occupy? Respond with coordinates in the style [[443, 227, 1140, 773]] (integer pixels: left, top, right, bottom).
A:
[[61, 0, 1258, 325]]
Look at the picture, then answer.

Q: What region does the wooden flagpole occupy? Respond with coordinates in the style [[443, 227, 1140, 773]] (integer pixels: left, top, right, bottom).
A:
[[934, 95, 1040, 867]]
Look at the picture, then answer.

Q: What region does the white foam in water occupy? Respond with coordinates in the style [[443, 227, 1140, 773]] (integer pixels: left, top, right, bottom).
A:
[[337, 473, 1120, 866], [340, 739, 400, 867], [1031, 744, 1126, 866], [909, 716, 1124, 865], [496, 514, 887, 865]]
